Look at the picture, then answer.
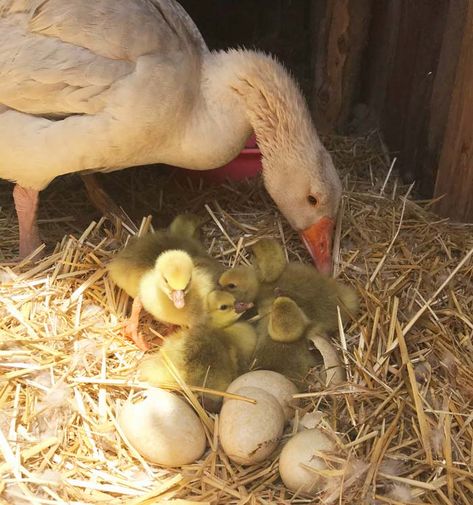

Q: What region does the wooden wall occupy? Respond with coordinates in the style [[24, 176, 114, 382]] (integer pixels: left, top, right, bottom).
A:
[[311, 0, 473, 222], [362, 0, 452, 197], [433, 1, 473, 222], [310, 0, 373, 133]]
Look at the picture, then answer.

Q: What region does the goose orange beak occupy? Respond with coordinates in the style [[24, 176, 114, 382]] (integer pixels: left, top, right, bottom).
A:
[[300, 216, 335, 275]]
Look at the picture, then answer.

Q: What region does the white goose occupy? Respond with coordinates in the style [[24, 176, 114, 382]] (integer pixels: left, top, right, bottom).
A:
[[0, 0, 341, 273]]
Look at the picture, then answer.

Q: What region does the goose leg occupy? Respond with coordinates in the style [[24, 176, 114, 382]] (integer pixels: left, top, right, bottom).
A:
[[81, 173, 130, 223], [124, 296, 150, 350], [13, 184, 43, 259]]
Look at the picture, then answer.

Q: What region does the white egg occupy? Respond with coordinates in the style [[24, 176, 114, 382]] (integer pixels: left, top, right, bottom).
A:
[[219, 386, 285, 465], [118, 388, 206, 467], [226, 370, 299, 421], [279, 428, 335, 495]]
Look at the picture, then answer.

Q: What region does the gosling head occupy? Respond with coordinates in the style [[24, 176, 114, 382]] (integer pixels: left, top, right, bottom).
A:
[[250, 238, 287, 282], [206, 290, 253, 328], [218, 266, 259, 303], [268, 296, 310, 343], [154, 250, 194, 309], [168, 213, 206, 240]]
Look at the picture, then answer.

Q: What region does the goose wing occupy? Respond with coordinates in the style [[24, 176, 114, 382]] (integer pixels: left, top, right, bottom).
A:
[[0, 0, 207, 116]]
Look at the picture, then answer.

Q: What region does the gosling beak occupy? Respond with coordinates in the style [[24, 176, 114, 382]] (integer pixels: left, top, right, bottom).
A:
[[234, 301, 254, 313], [300, 216, 335, 276], [273, 287, 286, 297], [170, 290, 186, 309]]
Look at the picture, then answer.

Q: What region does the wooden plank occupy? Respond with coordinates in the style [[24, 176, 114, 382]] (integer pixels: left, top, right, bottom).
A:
[[311, 0, 372, 132], [360, 0, 401, 124], [420, 0, 468, 196], [372, 1, 450, 191], [360, 0, 472, 198], [433, 1, 473, 222]]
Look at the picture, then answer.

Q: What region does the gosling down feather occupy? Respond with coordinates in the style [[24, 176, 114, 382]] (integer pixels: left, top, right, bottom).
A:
[[139, 290, 256, 411], [252, 296, 320, 387], [108, 214, 222, 349], [219, 239, 359, 334]]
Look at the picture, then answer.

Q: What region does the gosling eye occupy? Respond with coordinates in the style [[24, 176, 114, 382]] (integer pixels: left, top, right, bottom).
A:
[[219, 304, 229, 311], [307, 195, 318, 207], [163, 276, 169, 284], [227, 283, 237, 289], [184, 277, 192, 293]]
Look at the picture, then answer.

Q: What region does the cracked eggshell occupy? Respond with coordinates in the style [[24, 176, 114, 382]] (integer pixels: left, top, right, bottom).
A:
[[219, 386, 284, 465], [226, 370, 299, 421], [118, 388, 206, 467], [279, 428, 335, 495]]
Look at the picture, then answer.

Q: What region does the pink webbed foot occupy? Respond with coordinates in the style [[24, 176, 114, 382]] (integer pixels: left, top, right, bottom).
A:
[[123, 319, 150, 351], [122, 297, 150, 351]]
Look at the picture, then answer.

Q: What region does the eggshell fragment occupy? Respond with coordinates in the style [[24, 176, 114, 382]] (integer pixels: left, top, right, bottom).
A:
[[219, 386, 284, 465], [226, 370, 299, 421], [118, 388, 206, 467], [307, 333, 345, 386], [279, 428, 335, 495]]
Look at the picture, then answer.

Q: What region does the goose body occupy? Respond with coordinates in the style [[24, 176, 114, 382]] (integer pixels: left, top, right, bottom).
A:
[[0, 0, 243, 188], [107, 214, 223, 349], [253, 297, 320, 387], [107, 217, 222, 299], [0, 0, 341, 271]]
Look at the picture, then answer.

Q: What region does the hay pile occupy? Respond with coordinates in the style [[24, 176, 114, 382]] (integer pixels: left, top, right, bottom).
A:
[[1, 134, 472, 504]]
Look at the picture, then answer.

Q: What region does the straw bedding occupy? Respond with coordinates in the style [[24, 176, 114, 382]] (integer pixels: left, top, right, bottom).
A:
[[0, 133, 472, 504]]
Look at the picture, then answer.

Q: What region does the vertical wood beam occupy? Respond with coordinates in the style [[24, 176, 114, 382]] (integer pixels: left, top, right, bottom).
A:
[[311, 0, 372, 133], [433, 2, 473, 222], [419, 0, 468, 197], [360, 0, 401, 123]]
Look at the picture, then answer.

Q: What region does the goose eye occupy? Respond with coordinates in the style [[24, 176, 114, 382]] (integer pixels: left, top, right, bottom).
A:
[[219, 304, 229, 311], [227, 283, 236, 289], [307, 195, 318, 207]]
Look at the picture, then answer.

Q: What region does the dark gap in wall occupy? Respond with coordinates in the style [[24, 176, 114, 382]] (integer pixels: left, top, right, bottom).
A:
[[180, 1, 313, 98]]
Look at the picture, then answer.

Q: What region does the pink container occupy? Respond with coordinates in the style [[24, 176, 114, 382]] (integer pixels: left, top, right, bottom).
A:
[[180, 134, 262, 183]]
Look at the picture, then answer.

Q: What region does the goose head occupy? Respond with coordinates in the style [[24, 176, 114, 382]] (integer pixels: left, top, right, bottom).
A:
[[218, 265, 260, 303], [219, 50, 342, 274], [262, 144, 341, 275], [206, 289, 253, 328], [154, 250, 194, 309], [168, 213, 207, 240], [268, 296, 310, 343]]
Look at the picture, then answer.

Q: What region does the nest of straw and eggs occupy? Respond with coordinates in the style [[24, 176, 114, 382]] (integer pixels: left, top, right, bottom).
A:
[[0, 133, 472, 504]]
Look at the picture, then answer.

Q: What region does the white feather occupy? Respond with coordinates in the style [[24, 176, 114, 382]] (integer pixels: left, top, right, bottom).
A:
[[388, 484, 413, 502], [72, 338, 102, 368], [322, 458, 369, 504]]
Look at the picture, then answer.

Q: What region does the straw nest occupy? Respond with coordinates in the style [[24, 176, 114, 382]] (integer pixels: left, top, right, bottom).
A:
[[1, 133, 472, 505]]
